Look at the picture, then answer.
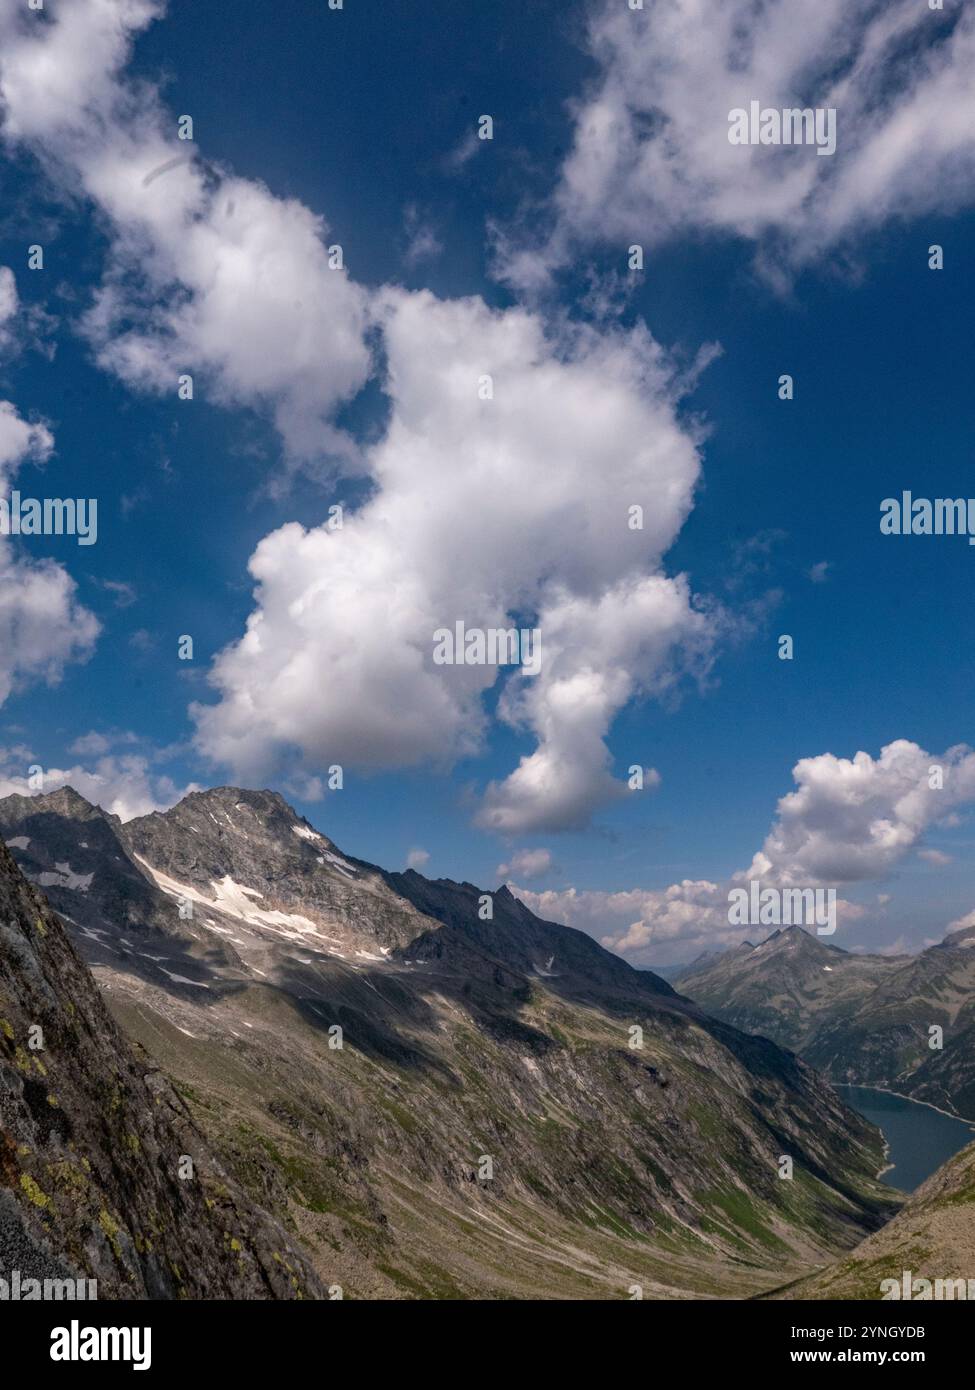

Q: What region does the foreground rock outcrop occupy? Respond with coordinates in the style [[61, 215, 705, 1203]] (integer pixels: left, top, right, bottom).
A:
[[0, 836, 321, 1298]]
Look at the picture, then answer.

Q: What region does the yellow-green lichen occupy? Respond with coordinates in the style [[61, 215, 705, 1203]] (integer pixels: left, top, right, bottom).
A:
[[99, 1209, 123, 1260], [46, 1161, 87, 1197], [19, 1174, 50, 1208]]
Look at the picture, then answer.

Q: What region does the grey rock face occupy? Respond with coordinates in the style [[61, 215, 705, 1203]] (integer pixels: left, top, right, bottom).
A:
[[0, 835, 322, 1298]]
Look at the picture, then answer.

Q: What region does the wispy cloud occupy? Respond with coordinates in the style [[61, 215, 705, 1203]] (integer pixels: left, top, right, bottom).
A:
[[494, 0, 975, 289]]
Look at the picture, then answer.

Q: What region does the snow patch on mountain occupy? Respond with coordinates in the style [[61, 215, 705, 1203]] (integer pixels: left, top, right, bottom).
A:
[[134, 855, 344, 948], [35, 861, 94, 893], [292, 824, 322, 843]]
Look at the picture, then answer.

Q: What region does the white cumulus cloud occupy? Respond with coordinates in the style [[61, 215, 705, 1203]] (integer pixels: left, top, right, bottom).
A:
[[522, 740, 975, 963], [192, 288, 716, 827], [738, 740, 975, 887], [0, 288, 99, 705]]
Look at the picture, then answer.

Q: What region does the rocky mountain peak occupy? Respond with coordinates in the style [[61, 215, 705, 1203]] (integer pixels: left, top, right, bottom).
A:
[[940, 921, 975, 951], [124, 785, 339, 874], [4, 784, 112, 825], [753, 924, 841, 959], [141, 785, 322, 842]]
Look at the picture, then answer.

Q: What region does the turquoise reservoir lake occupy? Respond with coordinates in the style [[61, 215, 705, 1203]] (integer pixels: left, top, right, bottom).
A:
[[835, 1084, 975, 1192]]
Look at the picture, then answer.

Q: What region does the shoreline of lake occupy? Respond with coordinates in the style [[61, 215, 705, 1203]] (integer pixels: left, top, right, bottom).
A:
[[835, 1082, 975, 1192], [837, 1081, 974, 1126]]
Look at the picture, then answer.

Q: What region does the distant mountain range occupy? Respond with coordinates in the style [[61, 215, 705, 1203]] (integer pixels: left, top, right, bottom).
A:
[[673, 925, 975, 1120], [0, 785, 899, 1299]]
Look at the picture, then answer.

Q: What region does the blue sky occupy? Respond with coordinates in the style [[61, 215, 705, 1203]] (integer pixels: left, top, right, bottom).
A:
[[0, 0, 973, 963]]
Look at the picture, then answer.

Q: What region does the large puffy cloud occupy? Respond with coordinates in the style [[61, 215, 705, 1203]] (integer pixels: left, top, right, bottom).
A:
[[0, 1, 716, 830], [0, 0, 719, 831], [0, 274, 99, 705], [192, 288, 715, 822], [1, 0, 717, 828], [739, 740, 975, 887], [501, 0, 975, 287], [527, 740, 974, 963], [0, 0, 371, 472]]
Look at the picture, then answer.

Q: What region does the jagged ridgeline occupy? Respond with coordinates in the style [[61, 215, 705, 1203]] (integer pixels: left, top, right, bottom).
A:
[[0, 836, 321, 1298], [0, 787, 900, 1299]]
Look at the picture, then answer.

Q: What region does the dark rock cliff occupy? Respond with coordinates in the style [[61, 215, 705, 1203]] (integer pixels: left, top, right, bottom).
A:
[[0, 837, 321, 1299]]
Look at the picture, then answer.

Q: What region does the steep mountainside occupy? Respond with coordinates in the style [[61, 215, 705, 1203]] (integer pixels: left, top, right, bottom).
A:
[[0, 787, 900, 1299], [806, 927, 975, 1120], [381, 866, 679, 1003], [673, 927, 906, 1053], [674, 926, 975, 1120], [769, 1140, 975, 1300], [0, 836, 321, 1299]]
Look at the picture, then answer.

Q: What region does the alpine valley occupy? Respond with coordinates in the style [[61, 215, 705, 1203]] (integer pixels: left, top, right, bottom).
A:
[[0, 784, 904, 1299]]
